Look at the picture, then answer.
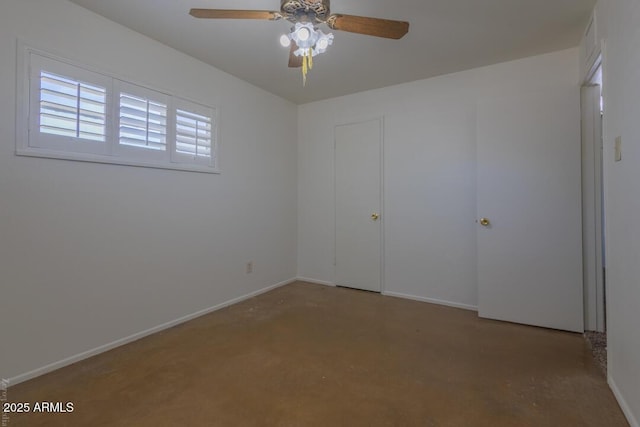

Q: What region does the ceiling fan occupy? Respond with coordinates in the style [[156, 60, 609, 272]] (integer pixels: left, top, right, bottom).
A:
[[190, 1, 409, 83]]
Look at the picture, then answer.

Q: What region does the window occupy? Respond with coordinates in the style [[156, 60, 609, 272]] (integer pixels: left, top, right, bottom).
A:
[[173, 99, 216, 166], [27, 53, 112, 155], [39, 71, 107, 142], [115, 81, 169, 162], [119, 93, 167, 151], [176, 109, 211, 157], [19, 46, 219, 173]]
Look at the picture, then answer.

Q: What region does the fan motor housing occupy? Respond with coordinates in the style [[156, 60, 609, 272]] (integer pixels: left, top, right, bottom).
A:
[[281, 0, 330, 22]]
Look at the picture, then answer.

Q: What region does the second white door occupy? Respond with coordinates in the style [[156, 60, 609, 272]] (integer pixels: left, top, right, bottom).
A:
[[476, 89, 583, 332], [335, 118, 382, 292]]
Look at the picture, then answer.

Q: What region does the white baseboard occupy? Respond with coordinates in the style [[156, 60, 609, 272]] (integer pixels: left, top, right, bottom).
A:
[[609, 376, 640, 427], [8, 277, 297, 387], [383, 291, 478, 312], [296, 277, 336, 287]]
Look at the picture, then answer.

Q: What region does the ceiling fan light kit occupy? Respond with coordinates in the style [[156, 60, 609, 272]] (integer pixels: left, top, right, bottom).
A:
[[285, 23, 334, 56], [281, 22, 334, 85], [190, 0, 409, 85]]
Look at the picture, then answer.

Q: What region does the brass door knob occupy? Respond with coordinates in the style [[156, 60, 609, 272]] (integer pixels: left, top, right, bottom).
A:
[[371, 213, 380, 221], [479, 218, 491, 227]]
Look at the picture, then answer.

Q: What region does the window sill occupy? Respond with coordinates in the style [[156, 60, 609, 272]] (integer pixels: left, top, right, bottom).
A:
[[16, 147, 220, 175]]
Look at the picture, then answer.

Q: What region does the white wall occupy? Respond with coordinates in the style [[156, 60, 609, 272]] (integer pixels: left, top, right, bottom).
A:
[[298, 48, 579, 310], [0, 0, 297, 382], [594, 0, 640, 425]]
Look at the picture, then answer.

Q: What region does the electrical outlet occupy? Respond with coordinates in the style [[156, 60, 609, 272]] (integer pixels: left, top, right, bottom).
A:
[[246, 261, 253, 274]]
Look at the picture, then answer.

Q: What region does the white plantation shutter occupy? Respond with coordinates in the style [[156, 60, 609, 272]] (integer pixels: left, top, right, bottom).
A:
[[28, 53, 112, 155], [115, 81, 169, 162], [176, 109, 212, 158], [119, 93, 167, 150], [39, 71, 107, 141], [172, 99, 216, 167]]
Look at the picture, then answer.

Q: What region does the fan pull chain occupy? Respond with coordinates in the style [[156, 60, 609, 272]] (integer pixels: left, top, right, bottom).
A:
[[301, 48, 313, 86], [302, 53, 307, 86]]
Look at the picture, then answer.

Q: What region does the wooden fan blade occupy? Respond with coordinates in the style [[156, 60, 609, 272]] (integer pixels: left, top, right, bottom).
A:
[[289, 42, 303, 68], [189, 9, 280, 20], [327, 14, 409, 39]]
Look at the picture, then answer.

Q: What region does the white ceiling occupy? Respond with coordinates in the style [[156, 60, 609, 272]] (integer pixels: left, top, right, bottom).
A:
[[68, 0, 595, 104]]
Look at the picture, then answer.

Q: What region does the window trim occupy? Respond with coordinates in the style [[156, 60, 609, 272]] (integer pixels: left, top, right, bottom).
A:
[[16, 43, 221, 174]]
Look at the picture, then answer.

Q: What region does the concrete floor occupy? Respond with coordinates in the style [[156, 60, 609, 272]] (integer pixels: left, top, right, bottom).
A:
[[7, 282, 628, 426]]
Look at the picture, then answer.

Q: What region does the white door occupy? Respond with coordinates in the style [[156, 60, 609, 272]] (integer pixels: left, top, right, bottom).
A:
[[581, 85, 605, 332], [335, 119, 382, 292], [476, 89, 584, 332]]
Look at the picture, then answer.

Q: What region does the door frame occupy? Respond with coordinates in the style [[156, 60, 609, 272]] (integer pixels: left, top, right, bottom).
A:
[[581, 55, 606, 332], [333, 116, 385, 292]]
